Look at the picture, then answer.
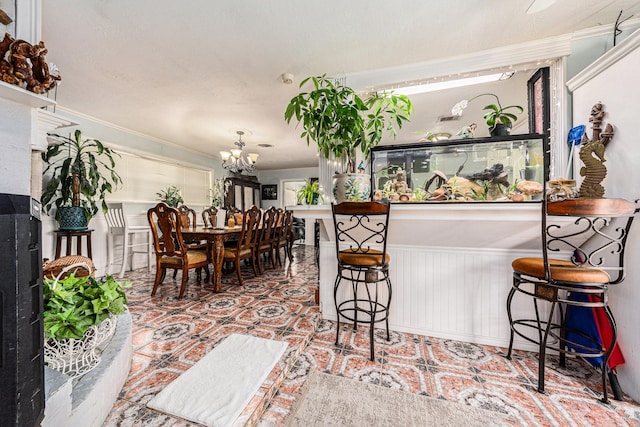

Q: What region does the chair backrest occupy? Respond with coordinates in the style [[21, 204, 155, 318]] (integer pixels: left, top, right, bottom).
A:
[[332, 201, 391, 266], [177, 205, 197, 228], [147, 202, 187, 258], [202, 207, 217, 228], [542, 198, 639, 284], [105, 202, 127, 230], [278, 209, 293, 242], [236, 205, 261, 250], [259, 206, 278, 245]]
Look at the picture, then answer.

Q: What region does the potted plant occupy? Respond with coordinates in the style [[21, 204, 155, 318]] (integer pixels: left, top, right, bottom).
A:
[[451, 93, 523, 137], [41, 130, 122, 230], [156, 185, 184, 208], [43, 268, 131, 377], [284, 75, 412, 202], [209, 178, 231, 208], [296, 179, 324, 205]]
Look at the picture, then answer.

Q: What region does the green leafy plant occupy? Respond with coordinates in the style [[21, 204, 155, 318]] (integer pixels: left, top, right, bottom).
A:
[[156, 186, 184, 207], [452, 93, 523, 133], [43, 272, 131, 340], [41, 129, 122, 221], [296, 179, 324, 205], [284, 75, 413, 173], [209, 178, 230, 208]]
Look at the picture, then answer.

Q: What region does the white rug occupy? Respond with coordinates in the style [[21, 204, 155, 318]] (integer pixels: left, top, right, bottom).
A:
[[147, 333, 288, 426]]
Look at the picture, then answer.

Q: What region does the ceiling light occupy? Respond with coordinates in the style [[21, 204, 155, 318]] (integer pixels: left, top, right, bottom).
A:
[[387, 72, 511, 96], [220, 131, 259, 175], [526, 0, 556, 14]]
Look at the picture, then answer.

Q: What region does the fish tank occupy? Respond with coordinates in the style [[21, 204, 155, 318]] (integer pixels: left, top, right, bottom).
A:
[[370, 134, 547, 203]]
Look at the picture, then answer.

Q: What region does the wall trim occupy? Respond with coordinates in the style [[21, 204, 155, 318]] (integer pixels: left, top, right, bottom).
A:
[[567, 27, 640, 92]]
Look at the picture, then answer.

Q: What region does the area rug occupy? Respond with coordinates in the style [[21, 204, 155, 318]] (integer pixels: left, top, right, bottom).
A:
[[285, 371, 509, 427], [147, 333, 287, 426]]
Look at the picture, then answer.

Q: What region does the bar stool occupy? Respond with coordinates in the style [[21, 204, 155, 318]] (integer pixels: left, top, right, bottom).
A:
[[507, 197, 639, 403], [332, 201, 392, 361], [105, 203, 153, 278]]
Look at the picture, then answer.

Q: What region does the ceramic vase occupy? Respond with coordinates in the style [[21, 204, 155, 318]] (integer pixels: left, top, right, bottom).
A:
[[332, 173, 371, 203]]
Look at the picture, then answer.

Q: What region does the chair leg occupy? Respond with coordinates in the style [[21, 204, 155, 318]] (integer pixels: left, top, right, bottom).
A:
[[178, 266, 189, 299], [334, 273, 342, 346], [287, 239, 294, 261], [107, 232, 114, 272], [538, 300, 557, 394], [506, 281, 518, 360], [120, 232, 130, 278], [250, 254, 259, 278], [147, 231, 153, 273], [385, 275, 392, 341], [256, 251, 264, 275], [151, 265, 164, 296], [235, 258, 243, 286], [173, 269, 178, 279]]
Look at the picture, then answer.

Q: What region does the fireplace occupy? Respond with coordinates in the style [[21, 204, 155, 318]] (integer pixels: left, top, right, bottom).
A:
[[0, 194, 44, 426]]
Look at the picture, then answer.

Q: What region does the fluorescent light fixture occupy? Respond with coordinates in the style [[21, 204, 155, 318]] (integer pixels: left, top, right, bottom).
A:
[[526, 0, 556, 14], [388, 73, 510, 96]]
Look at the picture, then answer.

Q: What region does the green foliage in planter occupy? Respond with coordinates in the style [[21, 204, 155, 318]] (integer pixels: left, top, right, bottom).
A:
[[296, 179, 323, 205], [43, 272, 131, 340], [284, 75, 412, 173], [41, 129, 122, 221], [156, 185, 184, 207]]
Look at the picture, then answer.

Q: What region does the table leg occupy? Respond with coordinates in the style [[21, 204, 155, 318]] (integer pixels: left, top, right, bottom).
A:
[[211, 235, 225, 292]]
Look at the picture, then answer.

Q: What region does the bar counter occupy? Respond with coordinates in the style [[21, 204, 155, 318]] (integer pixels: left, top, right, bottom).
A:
[[290, 202, 546, 350]]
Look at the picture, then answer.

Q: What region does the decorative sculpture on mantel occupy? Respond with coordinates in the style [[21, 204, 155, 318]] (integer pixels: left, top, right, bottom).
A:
[[0, 32, 61, 94], [578, 103, 614, 199]]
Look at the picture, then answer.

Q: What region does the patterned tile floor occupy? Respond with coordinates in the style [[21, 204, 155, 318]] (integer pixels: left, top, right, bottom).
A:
[[103, 245, 640, 426]]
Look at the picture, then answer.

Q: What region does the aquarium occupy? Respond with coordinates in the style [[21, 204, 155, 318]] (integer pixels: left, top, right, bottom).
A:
[[370, 134, 547, 202]]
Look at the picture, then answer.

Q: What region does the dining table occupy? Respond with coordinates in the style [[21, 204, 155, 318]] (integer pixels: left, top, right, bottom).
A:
[[180, 226, 242, 292]]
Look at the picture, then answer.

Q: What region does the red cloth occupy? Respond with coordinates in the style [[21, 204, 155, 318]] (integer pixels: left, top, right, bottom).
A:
[[589, 295, 625, 370]]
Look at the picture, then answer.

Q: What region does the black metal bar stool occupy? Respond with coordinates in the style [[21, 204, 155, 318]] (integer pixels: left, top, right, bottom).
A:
[[332, 201, 392, 361], [506, 197, 639, 403]]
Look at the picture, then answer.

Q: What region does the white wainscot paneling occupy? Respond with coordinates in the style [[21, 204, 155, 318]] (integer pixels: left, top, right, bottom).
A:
[[319, 243, 549, 352]]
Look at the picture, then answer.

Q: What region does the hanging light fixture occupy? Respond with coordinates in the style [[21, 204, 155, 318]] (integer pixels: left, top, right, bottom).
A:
[[219, 131, 259, 174]]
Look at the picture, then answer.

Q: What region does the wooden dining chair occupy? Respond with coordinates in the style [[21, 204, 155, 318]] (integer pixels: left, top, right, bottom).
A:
[[274, 209, 293, 265], [223, 205, 261, 285], [173, 204, 208, 279], [256, 206, 278, 274], [201, 207, 218, 228], [147, 202, 211, 299]]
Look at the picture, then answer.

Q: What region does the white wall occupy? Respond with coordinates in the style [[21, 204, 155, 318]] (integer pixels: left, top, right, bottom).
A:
[[0, 97, 32, 196], [568, 29, 640, 401]]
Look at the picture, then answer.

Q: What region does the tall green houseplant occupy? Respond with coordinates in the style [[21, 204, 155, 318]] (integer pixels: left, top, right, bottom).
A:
[[284, 75, 413, 173], [42, 129, 122, 229]]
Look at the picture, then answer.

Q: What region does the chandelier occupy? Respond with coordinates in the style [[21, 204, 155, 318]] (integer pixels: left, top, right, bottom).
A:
[[219, 131, 259, 174]]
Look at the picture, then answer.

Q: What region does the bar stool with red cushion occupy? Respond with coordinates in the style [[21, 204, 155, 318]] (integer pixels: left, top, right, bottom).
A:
[[332, 201, 392, 361], [506, 197, 639, 404]]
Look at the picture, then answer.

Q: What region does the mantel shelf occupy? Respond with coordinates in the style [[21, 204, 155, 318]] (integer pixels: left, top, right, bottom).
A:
[[0, 80, 56, 108]]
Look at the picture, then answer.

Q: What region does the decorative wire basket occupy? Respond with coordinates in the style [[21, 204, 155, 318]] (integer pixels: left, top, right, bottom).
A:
[[43, 261, 118, 378], [44, 316, 117, 378]]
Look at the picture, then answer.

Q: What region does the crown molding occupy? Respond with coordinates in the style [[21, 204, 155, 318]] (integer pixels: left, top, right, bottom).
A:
[[347, 34, 573, 90], [567, 27, 640, 92]]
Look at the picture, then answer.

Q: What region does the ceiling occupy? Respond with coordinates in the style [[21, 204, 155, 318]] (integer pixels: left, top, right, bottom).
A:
[[40, 1, 640, 170]]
